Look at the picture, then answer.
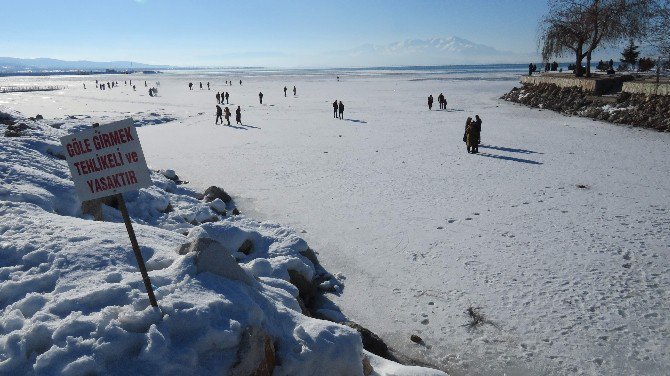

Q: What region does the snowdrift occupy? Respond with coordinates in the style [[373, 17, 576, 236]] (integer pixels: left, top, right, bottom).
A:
[[0, 111, 446, 375]]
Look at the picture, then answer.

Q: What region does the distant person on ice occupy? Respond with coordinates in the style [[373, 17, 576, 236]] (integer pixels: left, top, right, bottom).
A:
[[199, 82, 203, 89], [207, 82, 210, 90], [338, 101, 344, 120], [284, 86, 288, 97], [428, 95, 433, 110], [239, 80, 242, 85], [438, 93, 444, 110], [333, 100, 338, 118], [189, 82, 193, 90], [259, 92, 263, 104], [293, 86, 296, 96], [225, 92, 229, 104], [224, 107, 231, 125], [216, 92, 221, 104], [236, 106, 242, 125], [216, 105, 223, 124]]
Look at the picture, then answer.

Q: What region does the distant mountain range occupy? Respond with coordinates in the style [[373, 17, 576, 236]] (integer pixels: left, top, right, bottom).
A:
[[330, 37, 536, 66], [0, 57, 171, 72]]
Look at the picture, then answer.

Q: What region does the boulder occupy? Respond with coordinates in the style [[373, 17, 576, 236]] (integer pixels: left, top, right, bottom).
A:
[[203, 186, 232, 203], [231, 326, 275, 376], [238, 239, 253, 255], [288, 269, 317, 307], [35, 114, 43, 120], [180, 237, 254, 285], [344, 321, 395, 361]]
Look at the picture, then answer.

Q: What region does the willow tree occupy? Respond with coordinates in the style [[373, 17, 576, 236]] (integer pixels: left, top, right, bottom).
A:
[[539, 0, 652, 77]]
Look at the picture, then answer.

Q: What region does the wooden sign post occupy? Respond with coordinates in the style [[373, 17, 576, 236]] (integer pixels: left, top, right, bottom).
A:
[[61, 118, 158, 307]]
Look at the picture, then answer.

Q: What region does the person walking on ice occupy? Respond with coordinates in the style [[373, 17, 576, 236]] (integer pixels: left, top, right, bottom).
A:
[[224, 107, 231, 126], [189, 82, 193, 90], [333, 100, 338, 118], [207, 82, 210, 90], [293, 86, 297, 96], [428, 95, 433, 110], [338, 101, 344, 120], [216, 92, 221, 104], [225, 92, 229, 104], [284, 86, 287, 97], [236, 106, 242, 125], [215, 105, 223, 125], [259, 92, 264, 104]]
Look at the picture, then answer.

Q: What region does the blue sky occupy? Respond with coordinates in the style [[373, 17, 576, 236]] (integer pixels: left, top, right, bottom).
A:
[[1, 0, 549, 66]]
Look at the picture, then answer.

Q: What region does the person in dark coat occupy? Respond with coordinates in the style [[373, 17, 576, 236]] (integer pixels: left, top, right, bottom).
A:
[[216, 105, 223, 124], [199, 82, 203, 89], [338, 101, 344, 120], [333, 100, 338, 118], [259, 92, 263, 104], [284, 86, 287, 97], [473, 115, 482, 146], [225, 92, 229, 104], [224, 107, 231, 126], [189, 82, 193, 90], [216, 92, 221, 104], [207, 82, 210, 90], [428, 95, 433, 110], [293, 86, 296, 96], [438, 93, 445, 109], [236, 106, 242, 125]]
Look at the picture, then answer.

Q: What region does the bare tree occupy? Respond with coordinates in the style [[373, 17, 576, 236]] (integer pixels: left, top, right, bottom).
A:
[[647, 1, 670, 58], [540, 0, 652, 77]]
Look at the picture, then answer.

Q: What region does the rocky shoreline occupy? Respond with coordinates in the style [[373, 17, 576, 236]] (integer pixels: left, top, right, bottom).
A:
[[501, 83, 670, 132]]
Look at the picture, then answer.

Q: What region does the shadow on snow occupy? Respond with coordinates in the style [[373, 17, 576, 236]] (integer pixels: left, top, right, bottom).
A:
[[479, 144, 543, 155], [476, 152, 543, 165]]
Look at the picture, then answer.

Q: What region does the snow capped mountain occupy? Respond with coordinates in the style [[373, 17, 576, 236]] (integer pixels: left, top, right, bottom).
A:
[[333, 37, 534, 66]]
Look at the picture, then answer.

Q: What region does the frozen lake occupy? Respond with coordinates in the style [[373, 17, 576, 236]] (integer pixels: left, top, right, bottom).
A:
[[2, 67, 669, 375]]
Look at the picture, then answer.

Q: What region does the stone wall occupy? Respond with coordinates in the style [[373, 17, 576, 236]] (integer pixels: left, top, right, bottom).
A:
[[501, 83, 670, 132], [520, 75, 632, 95]]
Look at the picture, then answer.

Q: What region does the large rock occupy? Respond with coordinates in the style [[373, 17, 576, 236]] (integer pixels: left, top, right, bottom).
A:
[[230, 326, 275, 376], [203, 186, 232, 203], [288, 269, 318, 307], [179, 237, 254, 285], [344, 321, 395, 361]]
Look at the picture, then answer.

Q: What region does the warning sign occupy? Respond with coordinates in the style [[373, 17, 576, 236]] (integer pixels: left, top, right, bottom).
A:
[[60, 118, 152, 201]]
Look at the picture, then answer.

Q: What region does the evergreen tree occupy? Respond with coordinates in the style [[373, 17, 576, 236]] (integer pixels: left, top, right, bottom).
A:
[[620, 39, 640, 68]]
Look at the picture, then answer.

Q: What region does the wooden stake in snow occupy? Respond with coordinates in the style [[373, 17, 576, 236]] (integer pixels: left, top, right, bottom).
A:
[[60, 118, 158, 307]]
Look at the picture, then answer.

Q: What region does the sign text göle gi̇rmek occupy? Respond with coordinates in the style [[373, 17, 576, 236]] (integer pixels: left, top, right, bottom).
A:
[[60, 118, 152, 201], [60, 118, 158, 307]]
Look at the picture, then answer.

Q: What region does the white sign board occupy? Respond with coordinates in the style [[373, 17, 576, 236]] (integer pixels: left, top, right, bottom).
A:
[[60, 118, 152, 201]]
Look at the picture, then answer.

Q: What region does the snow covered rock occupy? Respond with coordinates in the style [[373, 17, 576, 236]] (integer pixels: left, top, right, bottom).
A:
[[208, 197, 227, 215], [230, 326, 275, 376], [179, 237, 255, 285]]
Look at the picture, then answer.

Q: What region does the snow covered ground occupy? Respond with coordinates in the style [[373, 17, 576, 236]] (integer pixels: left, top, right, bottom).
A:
[[2, 67, 669, 375]]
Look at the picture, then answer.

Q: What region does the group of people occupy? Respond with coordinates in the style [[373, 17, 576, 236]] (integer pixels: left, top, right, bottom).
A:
[[332, 100, 344, 119], [427, 93, 448, 110], [216, 104, 242, 126], [283, 86, 297, 97], [463, 115, 483, 154], [216, 91, 230, 104], [91, 79, 157, 93]]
